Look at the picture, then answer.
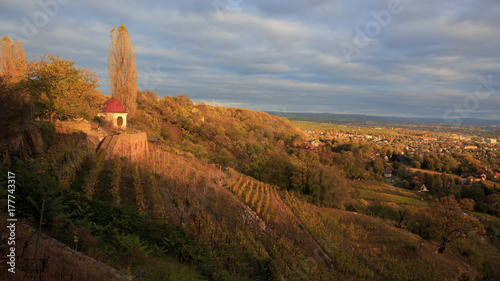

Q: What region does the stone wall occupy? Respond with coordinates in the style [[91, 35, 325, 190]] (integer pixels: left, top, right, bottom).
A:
[[99, 132, 148, 162]]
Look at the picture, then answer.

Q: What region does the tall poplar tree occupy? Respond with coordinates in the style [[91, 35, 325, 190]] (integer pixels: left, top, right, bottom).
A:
[[0, 36, 27, 81], [108, 25, 138, 115]]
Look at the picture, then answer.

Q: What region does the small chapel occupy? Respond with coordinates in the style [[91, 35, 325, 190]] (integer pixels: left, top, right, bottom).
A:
[[97, 97, 128, 131]]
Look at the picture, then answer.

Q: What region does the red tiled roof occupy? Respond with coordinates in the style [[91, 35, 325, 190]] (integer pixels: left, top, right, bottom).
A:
[[99, 97, 127, 113]]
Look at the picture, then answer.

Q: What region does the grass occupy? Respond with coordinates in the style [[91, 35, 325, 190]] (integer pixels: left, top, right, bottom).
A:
[[471, 212, 500, 233], [132, 256, 204, 281], [305, 202, 479, 280], [0, 215, 125, 281]]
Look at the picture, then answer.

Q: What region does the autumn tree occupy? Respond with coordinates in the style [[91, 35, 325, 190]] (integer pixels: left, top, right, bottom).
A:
[[25, 53, 104, 123], [311, 165, 350, 208], [291, 151, 320, 194], [108, 25, 138, 115], [142, 89, 159, 101], [259, 148, 295, 189], [426, 195, 483, 253], [486, 193, 500, 216], [0, 76, 30, 136], [0, 36, 27, 82]]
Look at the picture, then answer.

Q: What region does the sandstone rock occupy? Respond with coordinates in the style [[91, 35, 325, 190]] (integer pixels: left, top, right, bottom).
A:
[[25, 128, 45, 156], [0, 126, 45, 164]]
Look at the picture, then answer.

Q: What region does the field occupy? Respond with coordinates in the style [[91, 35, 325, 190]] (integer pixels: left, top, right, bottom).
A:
[[291, 120, 403, 135], [354, 182, 429, 207]]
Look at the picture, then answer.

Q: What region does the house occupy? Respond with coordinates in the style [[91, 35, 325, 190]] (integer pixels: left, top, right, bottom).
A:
[[304, 143, 314, 150], [465, 176, 475, 184], [494, 172, 500, 182], [304, 139, 320, 150], [345, 204, 358, 213], [416, 183, 429, 192], [97, 97, 128, 131], [411, 176, 419, 184], [309, 139, 320, 148], [474, 173, 487, 182], [383, 167, 392, 178], [485, 138, 497, 144], [147, 136, 159, 152]]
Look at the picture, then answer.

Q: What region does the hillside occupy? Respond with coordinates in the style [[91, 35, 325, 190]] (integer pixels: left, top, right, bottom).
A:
[[1, 18, 500, 281], [2, 96, 500, 280], [0, 220, 127, 281], [133, 93, 305, 188]]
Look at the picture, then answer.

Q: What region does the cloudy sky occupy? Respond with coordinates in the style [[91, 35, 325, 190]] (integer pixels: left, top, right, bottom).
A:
[[1, 0, 499, 121]]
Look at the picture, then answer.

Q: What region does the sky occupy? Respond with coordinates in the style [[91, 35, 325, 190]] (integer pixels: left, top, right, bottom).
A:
[[1, 0, 500, 121]]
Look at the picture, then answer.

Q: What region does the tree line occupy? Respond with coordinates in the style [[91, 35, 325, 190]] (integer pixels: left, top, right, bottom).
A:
[[0, 24, 138, 130]]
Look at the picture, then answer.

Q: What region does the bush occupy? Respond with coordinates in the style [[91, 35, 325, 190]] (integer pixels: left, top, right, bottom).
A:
[[8, 158, 68, 228], [486, 225, 498, 236], [197, 257, 229, 281], [113, 232, 151, 266], [368, 202, 399, 221]]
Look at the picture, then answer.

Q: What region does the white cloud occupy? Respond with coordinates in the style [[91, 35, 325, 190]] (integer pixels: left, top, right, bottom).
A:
[[0, 0, 499, 119]]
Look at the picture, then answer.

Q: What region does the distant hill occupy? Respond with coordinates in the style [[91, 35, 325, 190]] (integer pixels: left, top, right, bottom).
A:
[[267, 111, 500, 126]]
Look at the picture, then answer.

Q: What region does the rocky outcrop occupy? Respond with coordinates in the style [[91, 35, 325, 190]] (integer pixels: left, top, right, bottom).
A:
[[240, 206, 275, 239], [0, 126, 45, 164], [25, 128, 45, 156]]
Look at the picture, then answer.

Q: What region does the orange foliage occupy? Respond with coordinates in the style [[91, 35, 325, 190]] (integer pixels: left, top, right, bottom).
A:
[[25, 52, 104, 122], [0, 36, 27, 83]]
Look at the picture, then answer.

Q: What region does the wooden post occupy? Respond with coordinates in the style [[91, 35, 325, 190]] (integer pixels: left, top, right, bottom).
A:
[[33, 200, 45, 275]]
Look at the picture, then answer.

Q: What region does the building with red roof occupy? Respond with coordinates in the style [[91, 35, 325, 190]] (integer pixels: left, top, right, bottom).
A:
[[97, 97, 128, 131]]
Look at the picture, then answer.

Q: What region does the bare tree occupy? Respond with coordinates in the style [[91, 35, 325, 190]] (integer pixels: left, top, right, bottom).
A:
[[427, 195, 483, 253], [0, 36, 26, 80], [108, 25, 138, 115]]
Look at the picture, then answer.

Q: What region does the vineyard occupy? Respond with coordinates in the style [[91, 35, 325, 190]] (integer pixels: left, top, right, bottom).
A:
[[87, 141, 482, 279], [3, 22, 500, 281], [3, 130, 491, 280]]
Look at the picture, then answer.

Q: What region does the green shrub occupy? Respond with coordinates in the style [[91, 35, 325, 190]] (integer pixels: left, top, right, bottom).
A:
[[8, 158, 68, 228], [113, 232, 151, 266], [485, 225, 498, 236], [197, 257, 229, 281], [368, 202, 399, 221]]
